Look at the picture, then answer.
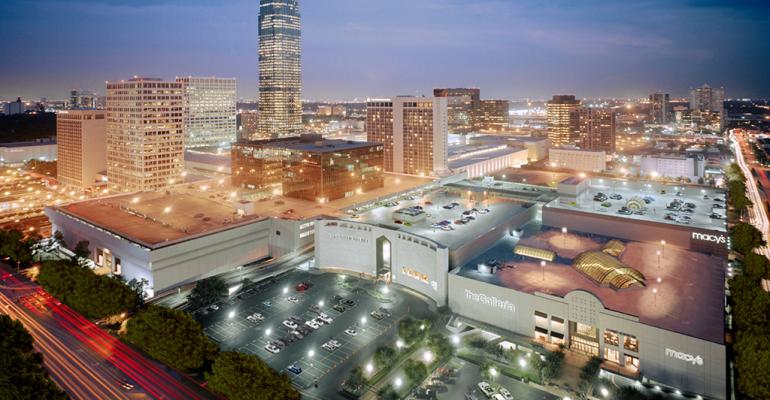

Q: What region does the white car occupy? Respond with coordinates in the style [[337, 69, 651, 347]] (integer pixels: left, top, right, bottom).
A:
[[491, 394, 506, 400], [209, 304, 220, 311], [477, 382, 494, 397], [317, 313, 333, 324], [498, 388, 513, 400], [282, 320, 298, 329], [344, 328, 358, 336], [305, 319, 321, 329], [287, 296, 299, 303], [247, 313, 264, 323], [264, 344, 281, 354]]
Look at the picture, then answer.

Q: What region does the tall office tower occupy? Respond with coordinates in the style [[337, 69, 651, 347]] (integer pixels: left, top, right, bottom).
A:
[[476, 99, 509, 133], [176, 77, 237, 148], [433, 88, 480, 134], [576, 107, 616, 154], [546, 95, 581, 147], [649, 92, 670, 124], [689, 84, 725, 129], [366, 97, 448, 176], [237, 111, 260, 140], [56, 110, 106, 189], [106, 77, 184, 191], [68, 90, 98, 109], [258, 0, 302, 138]]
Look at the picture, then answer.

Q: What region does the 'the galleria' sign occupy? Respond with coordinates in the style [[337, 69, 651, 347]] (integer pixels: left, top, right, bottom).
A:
[[464, 289, 515, 313], [691, 232, 727, 244], [665, 348, 704, 366]]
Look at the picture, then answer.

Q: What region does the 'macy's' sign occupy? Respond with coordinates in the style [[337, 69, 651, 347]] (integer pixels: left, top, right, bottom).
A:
[[691, 232, 727, 244], [665, 348, 704, 366]]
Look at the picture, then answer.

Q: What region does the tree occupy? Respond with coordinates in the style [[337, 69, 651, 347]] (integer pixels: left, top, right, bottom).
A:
[[403, 359, 428, 384], [426, 333, 454, 361], [72, 240, 91, 261], [397, 317, 428, 345], [37, 260, 140, 318], [124, 305, 217, 371], [578, 356, 603, 391], [373, 345, 397, 369], [0, 315, 68, 400], [187, 276, 228, 310], [541, 350, 565, 382], [344, 366, 367, 393], [731, 223, 765, 255], [735, 332, 770, 399], [126, 278, 150, 305], [206, 352, 300, 400], [377, 385, 400, 400], [51, 231, 67, 251]]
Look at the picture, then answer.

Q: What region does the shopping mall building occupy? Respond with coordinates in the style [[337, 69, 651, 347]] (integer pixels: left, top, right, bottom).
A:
[[315, 177, 728, 399]]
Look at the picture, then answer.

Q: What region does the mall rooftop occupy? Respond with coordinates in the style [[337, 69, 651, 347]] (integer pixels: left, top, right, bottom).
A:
[[238, 133, 380, 153], [50, 191, 265, 249], [456, 226, 726, 343]]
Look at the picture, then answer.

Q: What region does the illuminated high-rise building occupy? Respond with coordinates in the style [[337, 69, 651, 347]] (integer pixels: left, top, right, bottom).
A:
[[476, 99, 509, 133], [258, 0, 302, 137], [106, 77, 184, 191], [649, 92, 670, 124], [576, 107, 616, 154], [546, 95, 581, 146], [689, 84, 725, 129], [56, 109, 106, 189], [176, 77, 237, 148], [433, 88, 480, 134], [366, 97, 448, 176], [68, 90, 98, 109]]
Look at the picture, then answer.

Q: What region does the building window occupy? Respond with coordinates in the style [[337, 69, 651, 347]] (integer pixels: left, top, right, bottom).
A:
[[551, 316, 565, 332], [114, 257, 122, 275], [625, 355, 640, 370], [550, 331, 565, 345], [624, 335, 639, 352], [604, 347, 620, 363], [604, 329, 619, 346], [534, 311, 548, 328], [534, 326, 548, 342]]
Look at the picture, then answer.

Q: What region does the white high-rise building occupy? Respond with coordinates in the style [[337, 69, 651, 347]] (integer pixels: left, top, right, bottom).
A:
[[106, 77, 184, 191], [366, 96, 448, 176], [176, 77, 236, 149], [56, 110, 106, 189]]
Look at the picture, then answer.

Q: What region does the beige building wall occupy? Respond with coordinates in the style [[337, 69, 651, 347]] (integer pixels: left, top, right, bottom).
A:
[[106, 78, 184, 192], [56, 110, 106, 189]]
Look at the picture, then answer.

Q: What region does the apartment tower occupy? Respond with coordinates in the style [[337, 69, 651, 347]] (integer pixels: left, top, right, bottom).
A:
[[546, 95, 581, 147], [576, 107, 616, 154], [366, 97, 448, 176], [649, 92, 670, 124], [176, 77, 237, 148], [433, 88, 481, 134], [258, 0, 302, 137], [56, 110, 106, 189], [106, 77, 184, 191]]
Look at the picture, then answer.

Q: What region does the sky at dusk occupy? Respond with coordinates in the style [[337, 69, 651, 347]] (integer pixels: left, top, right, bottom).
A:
[[1, 0, 769, 101]]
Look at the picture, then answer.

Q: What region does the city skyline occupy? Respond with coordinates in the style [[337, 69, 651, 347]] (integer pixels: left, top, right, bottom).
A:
[[1, 0, 769, 101]]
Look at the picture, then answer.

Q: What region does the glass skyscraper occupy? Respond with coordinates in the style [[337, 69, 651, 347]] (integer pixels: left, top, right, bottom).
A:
[[258, 0, 302, 138]]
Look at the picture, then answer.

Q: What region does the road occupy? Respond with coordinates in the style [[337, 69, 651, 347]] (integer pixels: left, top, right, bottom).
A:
[[0, 267, 213, 400], [731, 132, 770, 258]]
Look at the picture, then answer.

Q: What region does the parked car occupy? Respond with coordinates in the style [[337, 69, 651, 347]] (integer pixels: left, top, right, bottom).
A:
[[370, 311, 384, 320], [610, 194, 622, 200], [265, 344, 281, 354], [345, 328, 358, 336], [317, 313, 333, 324], [287, 296, 299, 303], [343, 299, 356, 307], [333, 304, 347, 313], [287, 363, 302, 375], [282, 320, 298, 329], [305, 319, 321, 329], [498, 388, 513, 400], [477, 382, 494, 397]]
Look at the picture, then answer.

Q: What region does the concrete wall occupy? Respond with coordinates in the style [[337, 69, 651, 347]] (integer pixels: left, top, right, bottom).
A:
[[314, 220, 448, 306], [447, 274, 726, 400], [541, 206, 728, 256], [0, 144, 57, 164], [46, 207, 272, 295]]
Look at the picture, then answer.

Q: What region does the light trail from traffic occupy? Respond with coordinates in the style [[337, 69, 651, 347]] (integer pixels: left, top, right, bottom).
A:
[[731, 132, 770, 258]]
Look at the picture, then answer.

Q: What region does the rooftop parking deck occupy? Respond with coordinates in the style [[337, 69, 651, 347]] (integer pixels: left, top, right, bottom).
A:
[[456, 226, 726, 343], [549, 178, 727, 232], [342, 188, 531, 250]]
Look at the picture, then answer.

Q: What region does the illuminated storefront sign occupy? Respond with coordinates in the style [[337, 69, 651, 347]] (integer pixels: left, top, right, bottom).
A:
[[464, 289, 515, 313], [691, 232, 726, 244], [665, 348, 704, 366]]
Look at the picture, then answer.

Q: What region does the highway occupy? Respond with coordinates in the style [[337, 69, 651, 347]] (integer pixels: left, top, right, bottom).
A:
[[0, 267, 213, 400], [731, 131, 770, 258]]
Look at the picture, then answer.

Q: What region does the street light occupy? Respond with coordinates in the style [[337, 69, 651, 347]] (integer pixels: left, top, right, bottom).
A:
[[656, 250, 661, 269], [540, 260, 546, 281], [489, 367, 498, 377], [423, 351, 433, 363], [265, 328, 272, 336], [451, 335, 460, 345], [228, 311, 235, 319], [600, 387, 610, 398], [365, 363, 374, 374], [653, 288, 658, 305], [318, 300, 325, 307], [561, 227, 568, 247], [518, 357, 527, 368], [396, 339, 405, 349], [660, 240, 666, 258], [361, 316, 367, 325], [394, 377, 403, 388], [283, 286, 289, 294], [308, 349, 315, 357]]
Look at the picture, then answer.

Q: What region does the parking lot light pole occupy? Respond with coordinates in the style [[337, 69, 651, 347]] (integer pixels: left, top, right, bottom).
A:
[[540, 260, 546, 281], [656, 250, 661, 269], [561, 227, 568, 247], [660, 240, 666, 258], [653, 288, 658, 306]]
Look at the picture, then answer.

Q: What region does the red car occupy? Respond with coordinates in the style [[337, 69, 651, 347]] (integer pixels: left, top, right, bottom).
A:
[[295, 282, 313, 292]]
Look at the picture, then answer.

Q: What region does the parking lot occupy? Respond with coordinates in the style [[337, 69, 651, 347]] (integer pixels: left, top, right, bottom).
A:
[[347, 188, 529, 249], [196, 270, 435, 398], [554, 178, 727, 231]]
